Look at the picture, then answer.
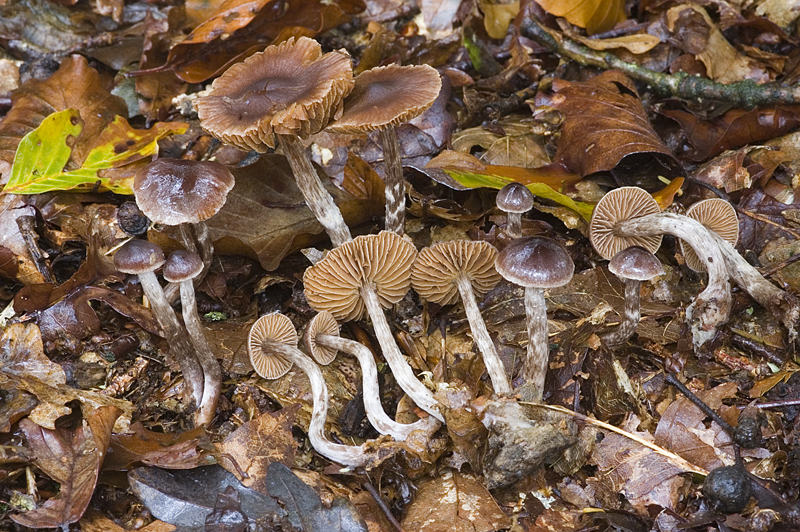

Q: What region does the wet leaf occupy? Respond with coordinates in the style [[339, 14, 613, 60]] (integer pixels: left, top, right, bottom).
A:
[[0, 323, 67, 385], [535, 0, 625, 35], [3, 110, 187, 195], [106, 423, 212, 471], [11, 406, 122, 529], [572, 33, 661, 54], [400, 469, 510, 532]]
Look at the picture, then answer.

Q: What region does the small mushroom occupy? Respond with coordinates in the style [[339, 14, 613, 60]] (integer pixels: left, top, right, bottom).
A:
[[196, 37, 354, 247], [114, 240, 205, 416], [305, 312, 440, 440], [495, 237, 574, 402], [248, 314, 371, 467], [496, 182, 534, 239], [328, 64, 442, 236], [303, 231, 443, 421], [590, 186, 731, 346], [680, 198, 739, 272], [601, 246, 664, 349], [411, 240, 510, 395], [163, 250, 222, 426]]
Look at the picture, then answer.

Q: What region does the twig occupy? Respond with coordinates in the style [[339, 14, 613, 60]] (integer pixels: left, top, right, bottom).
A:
[[363, 481, 406, 532], [664, 374, 737, 436], [521, 18, 800, 109]]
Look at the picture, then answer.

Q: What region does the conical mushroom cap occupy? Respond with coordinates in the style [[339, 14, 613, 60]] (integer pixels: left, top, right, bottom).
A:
[[680, 198, 739, 272], [303, 231, 417, 321], [248, 314, 296, 379], [590, 186, 663, 260], [328, 64, 441, 134], [196, 37, 354, 151], [411, 240, 500, 306]]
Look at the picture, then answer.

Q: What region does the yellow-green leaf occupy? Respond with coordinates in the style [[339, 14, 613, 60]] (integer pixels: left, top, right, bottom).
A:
[[3, 111, 188, 196]]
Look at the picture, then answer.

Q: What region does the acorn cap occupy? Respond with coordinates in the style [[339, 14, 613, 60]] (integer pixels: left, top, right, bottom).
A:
[[303, 231, 417, 321], [608, 246, 664, 281], [680, 198, 739, 272], [163, 250, 204, 283], [327, 64, 441, 135], [114, 239, 165, 275], [196, 37, 354, 151], [495, 237, 574, 289], [247, 314, 296, 379], [304, 311, 340, 365], [133, 158, 235, 226], [496, 182, 534, 214], [411, 240, 501, 305], [589, 186, 663, 260]]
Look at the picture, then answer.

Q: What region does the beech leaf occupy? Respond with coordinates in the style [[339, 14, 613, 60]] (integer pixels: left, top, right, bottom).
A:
[[535, 0, 625, 35]]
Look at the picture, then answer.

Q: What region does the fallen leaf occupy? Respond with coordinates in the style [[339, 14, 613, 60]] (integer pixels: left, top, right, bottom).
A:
[[572, 33, 661, 54], [535, 0, 625, 35], [0, 323, 67, 385], [105, 422, 212, 471], [478, 0, 519, 39], [11, 406, 122, 529]]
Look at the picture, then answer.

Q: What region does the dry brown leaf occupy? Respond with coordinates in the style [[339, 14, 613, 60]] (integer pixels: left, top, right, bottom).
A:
[[12, 406, 122, 529], [0, 323, 66, 385], [79, 508, 175, 532], [105, 422, 211, 471], [572, 33, 661, 54], [535, 0, 625, 35]]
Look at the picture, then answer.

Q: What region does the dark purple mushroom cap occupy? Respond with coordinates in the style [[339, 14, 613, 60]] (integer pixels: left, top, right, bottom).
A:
[[496, 182, 534, 214], [114, 240, 165, 275], [133, 158, 235, 226], [495, 237, 574, 289], [163, 250, 204, 283], [608, 246, 664, 281]]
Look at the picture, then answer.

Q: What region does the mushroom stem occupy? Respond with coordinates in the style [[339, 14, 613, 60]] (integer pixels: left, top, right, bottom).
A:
[[260, 339, 369, 467], [359, 284, 444, 421], [506, 213, 522, 239], [136, 272, 205, 411], [613, 213, 731, 346], [602, 279, 642, 348], [278, 134, 352, 247], [521, 286, 548, 402], [179, 280, 222, 427], [314, 333, 441, 439], [165, 223, 213, 305], [378, 125, 405, 236], [455, 274, 511, 395]]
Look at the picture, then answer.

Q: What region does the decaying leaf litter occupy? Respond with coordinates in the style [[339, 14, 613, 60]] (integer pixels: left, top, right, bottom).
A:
[[3, 0, 800, 530]]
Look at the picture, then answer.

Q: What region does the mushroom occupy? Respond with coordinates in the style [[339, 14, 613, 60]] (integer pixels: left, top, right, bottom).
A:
[[495, 237, 574, 402], [679, 198, 739, 272], [302, 231, 443, 421], [248, 313, 371, 467], [496, 182, 534, 239], [410, 240, 511, 395], [328, 64, 442, 236], [589, 186, 731, 346], [196, 37, 354, 247], [163, 250, 221, 426], [601, 246, 664, 348], [114, 240, 205, 417], [133, 158, 235, 301], [305, 312, 440, 440]]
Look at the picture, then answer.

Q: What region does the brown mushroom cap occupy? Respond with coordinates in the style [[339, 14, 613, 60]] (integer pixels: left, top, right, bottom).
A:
[[303, 231, 417, 321], [247, 314, 296, 379], [304, 311, 340, 365], [411, 240, 501, 306], [114, 239, 165, 275], [163, 250, 204, 283], [196, 37, 354, 151], [327, 64, 441, 135], [608, 246, 664, 281], [133, 158, 235, 226], [496, 182, 534, 214], [495, 237, 574, 289], [680, 198, 739, 272], [589, 186, 663, 260]]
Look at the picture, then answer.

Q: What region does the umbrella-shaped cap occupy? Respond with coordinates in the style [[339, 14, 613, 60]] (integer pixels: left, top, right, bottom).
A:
[[304, 311, 340, 365], [496, 182, 534, 214], [589, 186, 663, 260], [248, 314, 297, 379], [196, 37, 354, 151], [114, 239, 165, 275], [680, 198, 739, 272], [163, 250, 204, 283], [303, 231, 417, 322], [134, 158, 235, 226], [411, 240, 500, 306], [327, 64, 441, 134], [495, 237, 574, 289], [608, 246, 664, 281]]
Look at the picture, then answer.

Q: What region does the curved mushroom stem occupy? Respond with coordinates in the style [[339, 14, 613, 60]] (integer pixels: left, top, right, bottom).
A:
[[136, 271, 204, 413], [602, 279, 642, 349], [378, 125, 405, 236], [261, 340, 369, 467], [506, 212, 522, 240], [614, 213, 731, 347], [179, 279, 222, 427], [455, 274, 511, 395], [520, 286, 548, 402], [278, 134, 352, 247], [359, 284, 444, 421], [314, 333, 441, 439]]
